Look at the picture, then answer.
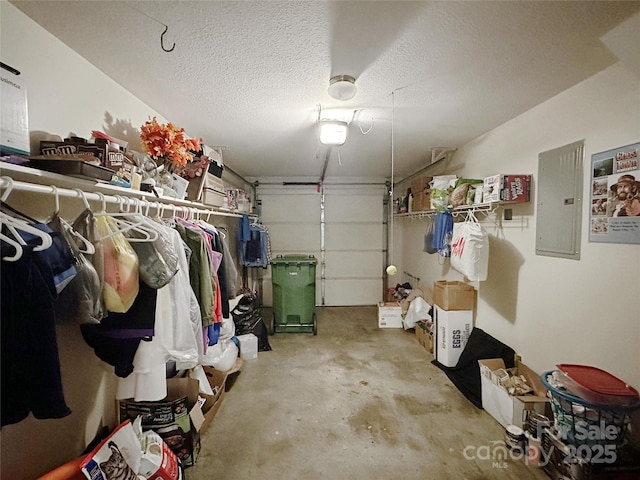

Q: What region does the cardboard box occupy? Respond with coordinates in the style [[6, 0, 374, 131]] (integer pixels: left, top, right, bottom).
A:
[[433, 280, 476, 311], [199, 366, 227, 435], [378, 301, 403, 328], [237, 333, 258, 360], [479, 358, 549, 429], [415, 321, 433, 354], [411, 190, 431, 212], [40, 140, 107, 164], [410, 176, 433, 196], [500, 174, 531, 203], [483, 174, 502, 203], [483, 174, 532, 203], [434, 306, 473, 367], [119, 377, 202, 467]]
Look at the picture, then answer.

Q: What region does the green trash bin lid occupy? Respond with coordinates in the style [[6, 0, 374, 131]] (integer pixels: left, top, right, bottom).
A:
[[271, 254, 317, 266]]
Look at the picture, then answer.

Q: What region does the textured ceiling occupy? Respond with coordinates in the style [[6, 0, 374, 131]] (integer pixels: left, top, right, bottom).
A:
[[10, 1, 640, 181]]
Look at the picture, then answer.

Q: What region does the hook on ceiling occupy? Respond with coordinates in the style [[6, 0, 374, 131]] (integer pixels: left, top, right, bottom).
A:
[[160, 25, 175, 53]]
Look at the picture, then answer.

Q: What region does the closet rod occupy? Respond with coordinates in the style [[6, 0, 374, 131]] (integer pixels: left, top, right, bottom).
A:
[[0, 177, 247, 219]]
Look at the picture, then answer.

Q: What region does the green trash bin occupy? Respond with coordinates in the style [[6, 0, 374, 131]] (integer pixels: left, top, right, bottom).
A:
[[271, 254, 317, 335]]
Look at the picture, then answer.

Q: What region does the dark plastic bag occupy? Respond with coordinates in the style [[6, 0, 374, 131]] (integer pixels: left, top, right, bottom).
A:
[[231, 296, 272, 352]]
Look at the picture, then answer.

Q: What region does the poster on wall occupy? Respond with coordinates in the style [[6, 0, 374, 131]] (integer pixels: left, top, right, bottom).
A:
[[589, 142, 640, 244]]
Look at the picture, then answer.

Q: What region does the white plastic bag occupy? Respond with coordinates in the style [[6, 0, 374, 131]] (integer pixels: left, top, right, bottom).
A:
[[96, 215, 139, 313], [200, 338, 238, 371], [403, 296, 432, 330], [450, 212, 489, 281], [429, 175, 457, 211]]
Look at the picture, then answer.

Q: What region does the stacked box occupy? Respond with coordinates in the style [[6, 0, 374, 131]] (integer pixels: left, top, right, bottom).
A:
[[433, 280, 476, 311], [433, 281, 476, 367], [434, 306, 472, 367]]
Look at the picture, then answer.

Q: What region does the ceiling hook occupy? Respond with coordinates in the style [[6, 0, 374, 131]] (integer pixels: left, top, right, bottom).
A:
[[161, 25, 175, 53]]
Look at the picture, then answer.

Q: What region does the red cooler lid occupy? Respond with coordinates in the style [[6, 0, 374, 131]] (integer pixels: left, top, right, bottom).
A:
[[557, 364, 639, 397]]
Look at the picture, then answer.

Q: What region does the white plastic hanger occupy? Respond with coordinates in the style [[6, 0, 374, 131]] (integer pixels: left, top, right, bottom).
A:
[[51, 185, 96, 255], [89, 192, 158, 243], [0, 231, 24, 261], [0, 178, 53, 253]]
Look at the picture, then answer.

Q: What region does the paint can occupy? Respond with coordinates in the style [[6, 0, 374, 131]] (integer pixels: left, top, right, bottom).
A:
[[505, 424, 525, 452], [525, 431, 542, 467], [527, 412, 550, 439]]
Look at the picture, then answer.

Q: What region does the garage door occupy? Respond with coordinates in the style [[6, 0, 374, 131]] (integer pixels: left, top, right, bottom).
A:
[[257, 183, 385, 306]]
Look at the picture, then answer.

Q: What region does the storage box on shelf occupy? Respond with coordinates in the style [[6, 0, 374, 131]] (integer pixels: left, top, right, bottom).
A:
[[224, 188, 251, 212], [201, 173, 226, 207], [483, 174, 531, 203], [409, 176, 432, 212]]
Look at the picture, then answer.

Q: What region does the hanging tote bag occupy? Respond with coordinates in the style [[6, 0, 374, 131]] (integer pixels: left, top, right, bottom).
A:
[[432, 211, 454, 257], [450, 211, 489, 281]]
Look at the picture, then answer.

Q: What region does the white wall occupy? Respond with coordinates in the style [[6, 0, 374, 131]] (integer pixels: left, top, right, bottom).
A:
[[0, 2, 167, 154], [3, 2, 640, 476], [399, 61, 640, 391], [1, 4, 167, 478]]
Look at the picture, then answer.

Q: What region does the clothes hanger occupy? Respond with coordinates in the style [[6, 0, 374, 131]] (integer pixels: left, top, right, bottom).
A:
[[0, 230, 24, 261], [0, 178, 53, 252], [50, 186, 96, 255], [91, 193, 158, 242]]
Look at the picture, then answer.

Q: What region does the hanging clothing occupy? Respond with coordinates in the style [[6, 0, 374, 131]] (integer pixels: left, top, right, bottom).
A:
[[116, 225, 203, 401], [218, 226, 239, 298], [1, 239, 72, 426], [175, 221, 216, 327], [80, 281, 158, 378], [238, 216, 271, 268], [199, 222, 230, 318]]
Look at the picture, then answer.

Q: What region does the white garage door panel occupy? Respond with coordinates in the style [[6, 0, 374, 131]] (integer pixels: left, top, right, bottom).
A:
[[324, 251, 381, 277], [325, 279, 381, 306], [324, 195, 383, 222], [258, 185, 384, 307], [260, 194, 320, 222], [268, 224, 321, 252], [325, 224, 383, 250]]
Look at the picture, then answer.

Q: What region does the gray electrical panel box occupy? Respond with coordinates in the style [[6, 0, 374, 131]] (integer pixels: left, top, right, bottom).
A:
[[535, 140, 584, 259]]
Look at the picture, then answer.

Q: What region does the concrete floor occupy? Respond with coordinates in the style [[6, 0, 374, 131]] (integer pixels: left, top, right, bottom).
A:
[[189, 306, 548, 480]]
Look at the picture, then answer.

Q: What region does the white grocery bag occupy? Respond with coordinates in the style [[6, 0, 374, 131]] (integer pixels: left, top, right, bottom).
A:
[[450, 212, 489, 281]]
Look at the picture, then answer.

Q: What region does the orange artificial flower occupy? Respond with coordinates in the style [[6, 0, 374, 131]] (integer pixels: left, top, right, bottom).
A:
[[140, 117, 203, 168]]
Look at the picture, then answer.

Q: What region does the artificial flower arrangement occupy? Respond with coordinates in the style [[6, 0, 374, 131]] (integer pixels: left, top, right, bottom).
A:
[[139, 117, 214, 200], [139, 117, 203, 172]]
